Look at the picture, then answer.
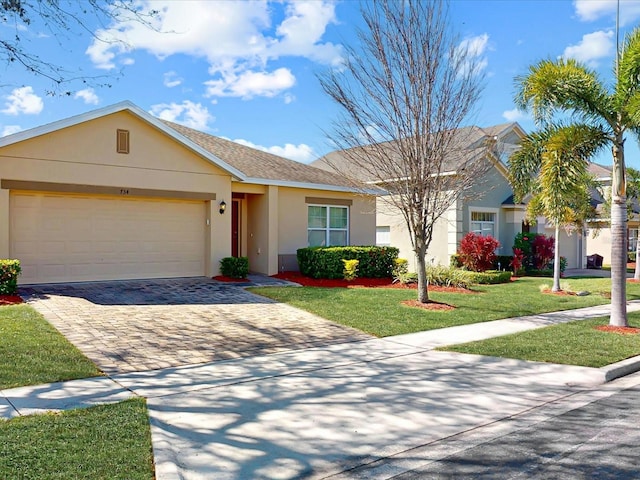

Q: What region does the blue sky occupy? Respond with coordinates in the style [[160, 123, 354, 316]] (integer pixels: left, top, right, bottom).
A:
[[2, 0, 640, 166]]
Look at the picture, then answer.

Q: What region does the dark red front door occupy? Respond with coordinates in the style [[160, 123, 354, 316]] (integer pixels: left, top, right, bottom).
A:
[[232, 200, 240, 257]]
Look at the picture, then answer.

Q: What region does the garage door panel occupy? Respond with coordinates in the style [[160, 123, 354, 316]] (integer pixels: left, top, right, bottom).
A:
[[10, 193, 206, 284]]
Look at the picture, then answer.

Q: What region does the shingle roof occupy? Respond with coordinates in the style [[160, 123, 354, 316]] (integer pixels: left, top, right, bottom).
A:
[[312, 123, 521, 183], [588, 162, 611, 179], [162, 120, 353, 188]]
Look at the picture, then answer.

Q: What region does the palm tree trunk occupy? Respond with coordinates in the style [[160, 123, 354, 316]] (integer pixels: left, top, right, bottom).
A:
[[610, 140, 628, 326], [634, 228, 640, 281], [552, 225, 561, 292]]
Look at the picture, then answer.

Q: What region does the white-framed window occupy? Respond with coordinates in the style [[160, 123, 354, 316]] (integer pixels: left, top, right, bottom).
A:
[[629, 228, 638, 252], [376, 226, 391, 246], [470, 209, 497, 238], [308, 205, 349, 247]]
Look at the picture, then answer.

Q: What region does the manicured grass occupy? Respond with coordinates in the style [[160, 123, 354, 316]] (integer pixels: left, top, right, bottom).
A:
[[439, 312, 640, 368], [0, 305, 101, 389], [250, 277, 640, 337], [0, 398, 154, 480]]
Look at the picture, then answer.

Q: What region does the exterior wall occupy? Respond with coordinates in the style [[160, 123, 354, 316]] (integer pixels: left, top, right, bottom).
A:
[[376, 197, 458, 271], [374, 164, 525, 271], [586, 226, 612, 266], [276, 187, 376, 273], [0, 111, 232, 277], [462, 165, 519, 256], [376, 197, 414, 265]]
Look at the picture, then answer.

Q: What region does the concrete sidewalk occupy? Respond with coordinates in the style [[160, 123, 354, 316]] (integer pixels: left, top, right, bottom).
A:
[[3, 301, 640, 479]]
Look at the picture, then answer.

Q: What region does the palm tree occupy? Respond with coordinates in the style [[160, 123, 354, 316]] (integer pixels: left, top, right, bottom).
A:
[[515, 27, 640, 326], [509, 125, 607, 292]]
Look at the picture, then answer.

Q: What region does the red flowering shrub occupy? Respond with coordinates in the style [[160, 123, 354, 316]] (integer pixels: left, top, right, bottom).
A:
[[510, 248, 524, 275], [532, 235, 554, 269], [458, 233, 501, 272]]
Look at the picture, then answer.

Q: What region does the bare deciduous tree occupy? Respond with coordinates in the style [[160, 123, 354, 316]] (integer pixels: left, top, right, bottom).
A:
[[318, 0, 488, 303], [1, 0, 156, 94]]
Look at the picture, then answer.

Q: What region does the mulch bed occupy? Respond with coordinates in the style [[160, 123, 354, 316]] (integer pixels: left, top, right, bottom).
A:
[[595, 325, 640, 335], [271, 272, 475, 293], [0, 295, 23, 306], [401, 299, 455, 311]]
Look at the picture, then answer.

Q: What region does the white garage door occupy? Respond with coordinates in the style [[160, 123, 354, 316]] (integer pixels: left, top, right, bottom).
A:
[[10, 193, 206, 284]]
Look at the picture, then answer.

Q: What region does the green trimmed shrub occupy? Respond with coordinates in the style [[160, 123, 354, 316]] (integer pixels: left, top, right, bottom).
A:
[[342, 259, 359, 281], [297, 246, 399, 279], [463, 270, 512, 284], [629, 251, 636, 263], [219, 256, 249, 279], [426, 265, 472, 288], [0, 259, 21, 294]]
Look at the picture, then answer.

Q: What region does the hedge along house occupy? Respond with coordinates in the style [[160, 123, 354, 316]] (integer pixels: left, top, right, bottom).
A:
[[312, 123, 534, 271], [0, 101, 375, 284]]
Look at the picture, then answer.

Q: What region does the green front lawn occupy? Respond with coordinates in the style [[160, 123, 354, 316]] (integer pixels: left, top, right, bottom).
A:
[[0, 304, 101, 389], [0, 398, 154, 480], [440, 313, 640, 368], [250, 277, 640, 337]]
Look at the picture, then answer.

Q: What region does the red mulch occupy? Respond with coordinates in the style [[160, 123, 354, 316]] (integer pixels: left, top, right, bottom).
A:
[[213, 276, 249, 283], [543, 290, 575, 296], [271, 272, 476, 293], [595, 325, 640, 335], [401, 299, 455, 311], [0, 295, 23, 306], [628, 279, 640, 283]]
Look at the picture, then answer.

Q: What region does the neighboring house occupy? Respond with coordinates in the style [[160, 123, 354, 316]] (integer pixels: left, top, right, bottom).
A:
[[0, 101, 375, 284], [313, 123, 537, 270], [581, 162, 640, 266]]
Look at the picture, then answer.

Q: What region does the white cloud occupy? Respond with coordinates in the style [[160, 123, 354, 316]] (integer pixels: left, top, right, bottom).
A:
[[149, 100, 214, 130], [283, 93, 295, 104], [502, 108, 529, 122], [574, 0, 640, 25], [2, 86, 44, 115], [457, 33, 490, 75], [163, 71, 183, 88], [205, 68, 296, 99], [1, 125, 22, 136], [561, 30, 613, 66], [232, 138, 315, 162], [74, 88, 100, 105], [85, 1, 341, 98]]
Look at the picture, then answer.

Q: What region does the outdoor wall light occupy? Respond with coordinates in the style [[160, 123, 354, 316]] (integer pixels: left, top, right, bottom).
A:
[[219, 200, 227, 214]]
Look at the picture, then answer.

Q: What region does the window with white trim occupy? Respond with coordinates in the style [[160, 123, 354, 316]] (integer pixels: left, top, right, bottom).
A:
[[470, 211, 496, 237], [308, 205, 349, 247], [376, 226, 391, 246]]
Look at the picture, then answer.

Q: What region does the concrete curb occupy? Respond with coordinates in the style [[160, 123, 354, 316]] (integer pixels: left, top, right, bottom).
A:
[[603, 355, 640, 382]]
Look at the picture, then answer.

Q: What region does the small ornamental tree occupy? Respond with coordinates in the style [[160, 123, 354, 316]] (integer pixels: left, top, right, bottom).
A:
[[532, 235, 554, 269], [510, 248, 524, 275], [458, 233, 500, 272]]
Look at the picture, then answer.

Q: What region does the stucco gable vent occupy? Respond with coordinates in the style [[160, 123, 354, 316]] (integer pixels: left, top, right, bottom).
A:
[[116, 129, 130, 154]]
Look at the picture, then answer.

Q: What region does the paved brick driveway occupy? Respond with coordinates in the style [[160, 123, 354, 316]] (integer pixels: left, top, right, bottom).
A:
[[22, 277, 370, 375]]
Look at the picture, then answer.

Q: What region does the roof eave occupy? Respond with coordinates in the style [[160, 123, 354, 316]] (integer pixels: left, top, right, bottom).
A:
[[243, 177, 380, 195]]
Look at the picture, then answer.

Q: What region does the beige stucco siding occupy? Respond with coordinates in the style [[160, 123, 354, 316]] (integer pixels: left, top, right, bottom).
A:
[[271, 187, 375, 274], [376, 197, 455, 270], [0, 111, 232, 280], [374, 164, 524, 271], [586, 227, 612, 265], [463, 165, 518, 254]]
